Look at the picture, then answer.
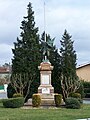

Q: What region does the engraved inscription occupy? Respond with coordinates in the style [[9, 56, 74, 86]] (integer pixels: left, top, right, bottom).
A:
[[41, 74, 49, 85], [42, 88, 50, 94]]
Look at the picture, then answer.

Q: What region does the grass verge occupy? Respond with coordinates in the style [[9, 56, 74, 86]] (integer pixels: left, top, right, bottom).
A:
[[0, 102, 90, 120]]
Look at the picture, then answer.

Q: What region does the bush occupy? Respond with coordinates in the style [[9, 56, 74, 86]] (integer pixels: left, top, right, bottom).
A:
[[83, 81, 90, 88], [65, 97, 81, 109], [84, 88, 90, 93], [2, 97, 24, 108], [13, 93, 23, 98], [69, 92, 81, 99], [85, 93, 90, 98], [32, 94, 41, 107], [7, 83, 16, 98], [54, 94, 62, 107], [76, 81, 85, 98], [77, 98, 83, 104], [69, 93, 83, 104], [0, 99, 3, 103], [82, 81, 90, 98]]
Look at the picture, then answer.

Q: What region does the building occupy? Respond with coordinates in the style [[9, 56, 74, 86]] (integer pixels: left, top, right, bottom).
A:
[[0, 66, 11, 84], [0, 66, 11, 93], [76, 63, 90, 82]]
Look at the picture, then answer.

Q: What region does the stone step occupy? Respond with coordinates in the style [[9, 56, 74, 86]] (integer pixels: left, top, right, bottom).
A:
[[24, 98, 55, 106], [41, 99, 55, 106], [40, 93, 54, 99], [24, 99, 32, 106]]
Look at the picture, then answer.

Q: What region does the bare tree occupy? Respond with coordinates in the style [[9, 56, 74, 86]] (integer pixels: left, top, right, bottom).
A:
[[11, 73, 34, 101]]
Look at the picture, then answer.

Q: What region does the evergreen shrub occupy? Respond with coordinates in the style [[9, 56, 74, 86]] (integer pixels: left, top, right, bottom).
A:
[[54, 94, 62, 107], [85, 93, 90, 98], [0, 99, 2, 103], [84, 88, 90, 93], [13, 93, 23, 98], [77, 98, 83, 104], [7, 83, 16, 98], [69, 92, 81, 99], [2, 97, 24, 108], [83, 81, 90, 88], [32, 94, 41, 107], [65, 97, 81, 109], [83, 81, 90, 98]]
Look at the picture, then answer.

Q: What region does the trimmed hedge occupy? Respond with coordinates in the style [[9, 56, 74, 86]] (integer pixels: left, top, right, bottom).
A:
[[69, 92, 81, 99], [85, 93, 90, 98], [77, 98, 83, 104], [83, 81, 90, 98], [32, 94, 41, 107], [65, 97, 81, 109], [54, 94, 62, 107], [0, 99, 3, 103], [13, 93, 23, 98], [83, 81, 90, 88], [84, 88, 90, 93], [2, 97, 24, 108]]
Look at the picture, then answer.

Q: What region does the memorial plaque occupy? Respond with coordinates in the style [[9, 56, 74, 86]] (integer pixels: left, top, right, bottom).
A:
[[41, 74, 49, 85], [42, 88, 50, 94]]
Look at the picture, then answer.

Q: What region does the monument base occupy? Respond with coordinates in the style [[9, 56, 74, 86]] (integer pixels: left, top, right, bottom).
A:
[[38, 93, 55, 106], [38, 62, 55, 105], [41, 98, 55, 106], [38, 85, 55, 105], [38, 85, 54, 94]]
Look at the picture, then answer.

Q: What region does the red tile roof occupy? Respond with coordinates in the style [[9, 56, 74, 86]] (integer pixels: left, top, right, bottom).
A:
[[0, 67, 10, 73]]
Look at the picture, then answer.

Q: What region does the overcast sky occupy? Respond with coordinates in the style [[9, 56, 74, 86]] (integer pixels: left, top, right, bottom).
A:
[[0, 0, 90, 66]]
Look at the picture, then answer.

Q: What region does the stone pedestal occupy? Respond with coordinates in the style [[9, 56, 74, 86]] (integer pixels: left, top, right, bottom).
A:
[[38, 62, 55, 105]]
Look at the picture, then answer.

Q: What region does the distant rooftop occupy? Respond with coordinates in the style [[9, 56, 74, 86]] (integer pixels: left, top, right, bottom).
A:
[[0, 67, 11, 73], [77, 62, 90, 69]]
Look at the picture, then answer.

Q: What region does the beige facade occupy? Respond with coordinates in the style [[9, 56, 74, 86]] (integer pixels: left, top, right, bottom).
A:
[[76, 63, 90, 82]]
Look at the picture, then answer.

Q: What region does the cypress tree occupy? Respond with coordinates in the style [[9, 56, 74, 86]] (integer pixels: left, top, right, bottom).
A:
[[60, 29, 80, 100], [11, 2, 41, 101], [50, 48, 62, 94]]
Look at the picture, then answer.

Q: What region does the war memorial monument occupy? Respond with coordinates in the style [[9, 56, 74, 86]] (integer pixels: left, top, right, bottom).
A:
[[38, 38, 55, 105]]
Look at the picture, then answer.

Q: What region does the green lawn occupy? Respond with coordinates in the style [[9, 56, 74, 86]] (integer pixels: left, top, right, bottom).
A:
[[0, 103, 90, 120]]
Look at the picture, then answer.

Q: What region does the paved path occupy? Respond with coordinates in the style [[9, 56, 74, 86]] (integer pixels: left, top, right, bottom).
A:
[[77, 118, 90, 120], [83, 98, 90, 104], [0, 92, 7, 99]]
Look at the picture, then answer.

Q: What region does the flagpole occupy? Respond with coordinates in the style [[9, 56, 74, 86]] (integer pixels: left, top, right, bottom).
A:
[[44, 2, 47, 61], [44, 2, 46, 43]]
